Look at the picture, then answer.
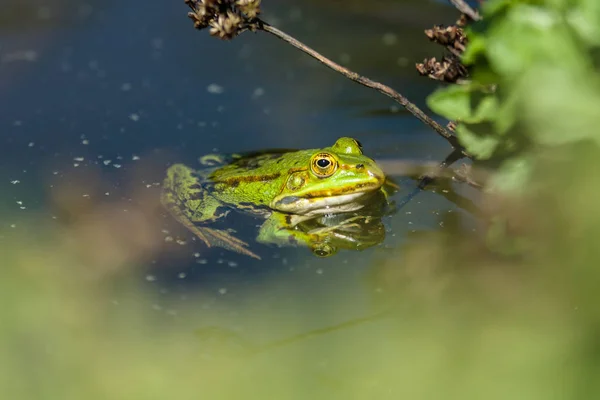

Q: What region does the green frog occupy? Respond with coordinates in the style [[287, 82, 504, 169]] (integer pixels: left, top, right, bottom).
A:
[[161, 137, 391, 259]]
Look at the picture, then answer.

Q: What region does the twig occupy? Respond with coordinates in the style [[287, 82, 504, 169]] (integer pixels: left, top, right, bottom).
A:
[[259, 22, 463, 153], [418, 147, 465, 189], [449, 0, 481, 21]]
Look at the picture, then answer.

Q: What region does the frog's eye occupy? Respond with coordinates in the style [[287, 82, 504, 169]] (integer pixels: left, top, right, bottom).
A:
[[311, 153, 337, 178]]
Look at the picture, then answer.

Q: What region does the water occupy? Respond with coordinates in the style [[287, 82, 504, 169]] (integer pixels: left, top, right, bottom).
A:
[[0, 0, 477, 366]]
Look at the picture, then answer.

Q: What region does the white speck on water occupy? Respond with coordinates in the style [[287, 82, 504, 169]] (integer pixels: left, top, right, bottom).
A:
[[151, 38, 164, 50], [74, 157, 84, 162], [73, 163, 80, 167], [28, 142, 35, 147], [178, 272, 187, 279], [82, 194, 90, 198], [193, 252, 200, 258], [382, 33, 398, 46], [103, 160, 112, 166], [145, 275, 156, 282], [207, 83, 224, 94], [113, 164, 122, 169], [10, 224, 16, 228], [316, 268, 323, 275], [11, 180, 20, 185], [164, 236, 174, 242], [132, 155, 140, 161], [252, 87, 265, 98], [218, 288, 227, 295], [129, 113, 140, 121], [16, 201, 23, 205], [176, 239, 186, 245], [82, 139, 89, 145], [121, 83, 132, 91], [228, 261, 238, 268], [196, 259, 208, 265], [397, 57, 409, 67]]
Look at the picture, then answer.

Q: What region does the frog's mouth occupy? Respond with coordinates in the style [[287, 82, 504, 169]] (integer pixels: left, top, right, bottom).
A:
[[271, 185, 381, 216]]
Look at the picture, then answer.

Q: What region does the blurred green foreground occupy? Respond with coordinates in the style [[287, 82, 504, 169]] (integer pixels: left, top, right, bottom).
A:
[[4, 0, 600, 398]]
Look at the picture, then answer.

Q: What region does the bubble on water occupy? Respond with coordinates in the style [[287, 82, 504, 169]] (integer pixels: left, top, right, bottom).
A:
[[382, 33, 398, 46], [207, 83, 224, 94], [218, 288, 227, 295], [129, 113, 140, 122], [145, 275, 156, 282], [252, 87, 265, 98]]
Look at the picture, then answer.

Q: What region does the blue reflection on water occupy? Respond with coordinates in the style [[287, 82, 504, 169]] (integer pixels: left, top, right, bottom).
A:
[[0, 0, 474, 298]]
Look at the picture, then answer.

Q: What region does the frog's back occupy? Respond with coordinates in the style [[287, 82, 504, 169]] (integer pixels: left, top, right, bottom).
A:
[[208, 149, 313, 206]]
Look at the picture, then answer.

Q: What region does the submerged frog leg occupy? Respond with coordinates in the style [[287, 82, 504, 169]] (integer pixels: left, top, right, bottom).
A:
[[161, 164, 261, 260], [256, 212, 320, 249]]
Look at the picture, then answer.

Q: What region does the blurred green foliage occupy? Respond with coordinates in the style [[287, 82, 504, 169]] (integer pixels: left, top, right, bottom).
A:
[[428, 0, 600, 193], [4, 1, 600, 399]]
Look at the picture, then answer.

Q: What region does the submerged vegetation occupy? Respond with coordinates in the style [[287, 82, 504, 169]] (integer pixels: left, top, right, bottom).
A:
[[4, 0, 600, 398]]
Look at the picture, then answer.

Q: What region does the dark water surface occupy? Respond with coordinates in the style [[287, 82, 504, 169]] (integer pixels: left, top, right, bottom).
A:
[[1, 0, 474, 325]]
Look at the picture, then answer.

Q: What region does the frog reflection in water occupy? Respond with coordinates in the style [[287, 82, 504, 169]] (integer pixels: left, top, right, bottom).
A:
[[161, 137, 394, 259]]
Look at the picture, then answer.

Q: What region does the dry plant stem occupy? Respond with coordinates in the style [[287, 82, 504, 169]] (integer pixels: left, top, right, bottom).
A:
[[418, 147, 466, 189], [259, 21, 467, 156], [449, 0, 481, 21]]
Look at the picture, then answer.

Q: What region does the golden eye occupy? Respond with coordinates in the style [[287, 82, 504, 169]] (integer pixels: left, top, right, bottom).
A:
[[311, 153, 337, 178]]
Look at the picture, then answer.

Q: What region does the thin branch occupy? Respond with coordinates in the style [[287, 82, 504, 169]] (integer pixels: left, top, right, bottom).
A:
[[449, 0, 481, 21], [418, 147, 465, 188], [258, 21, 468, 157]]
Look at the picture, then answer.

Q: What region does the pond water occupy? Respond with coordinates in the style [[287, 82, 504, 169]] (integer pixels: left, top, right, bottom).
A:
[[1, 0, 478, 383]]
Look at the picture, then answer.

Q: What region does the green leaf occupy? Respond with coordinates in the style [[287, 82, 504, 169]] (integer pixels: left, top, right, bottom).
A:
[[455, 124, 500, 160], [487, 155, 533, 195], [427, 84, 498, 124], [427, 85, 472, 122]]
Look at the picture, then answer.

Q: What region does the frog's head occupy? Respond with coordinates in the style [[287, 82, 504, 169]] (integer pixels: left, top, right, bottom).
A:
[[271, 137, 386, 215]]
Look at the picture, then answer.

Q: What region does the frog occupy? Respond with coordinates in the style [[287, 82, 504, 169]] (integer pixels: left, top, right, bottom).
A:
[[161, 137, 392, 259]]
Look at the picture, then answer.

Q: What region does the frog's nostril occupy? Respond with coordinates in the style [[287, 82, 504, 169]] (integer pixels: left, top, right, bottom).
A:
[[356, 163, 364, 170]]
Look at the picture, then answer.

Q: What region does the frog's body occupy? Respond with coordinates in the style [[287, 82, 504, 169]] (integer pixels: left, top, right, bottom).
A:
[[161, 137, 389, 259]]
